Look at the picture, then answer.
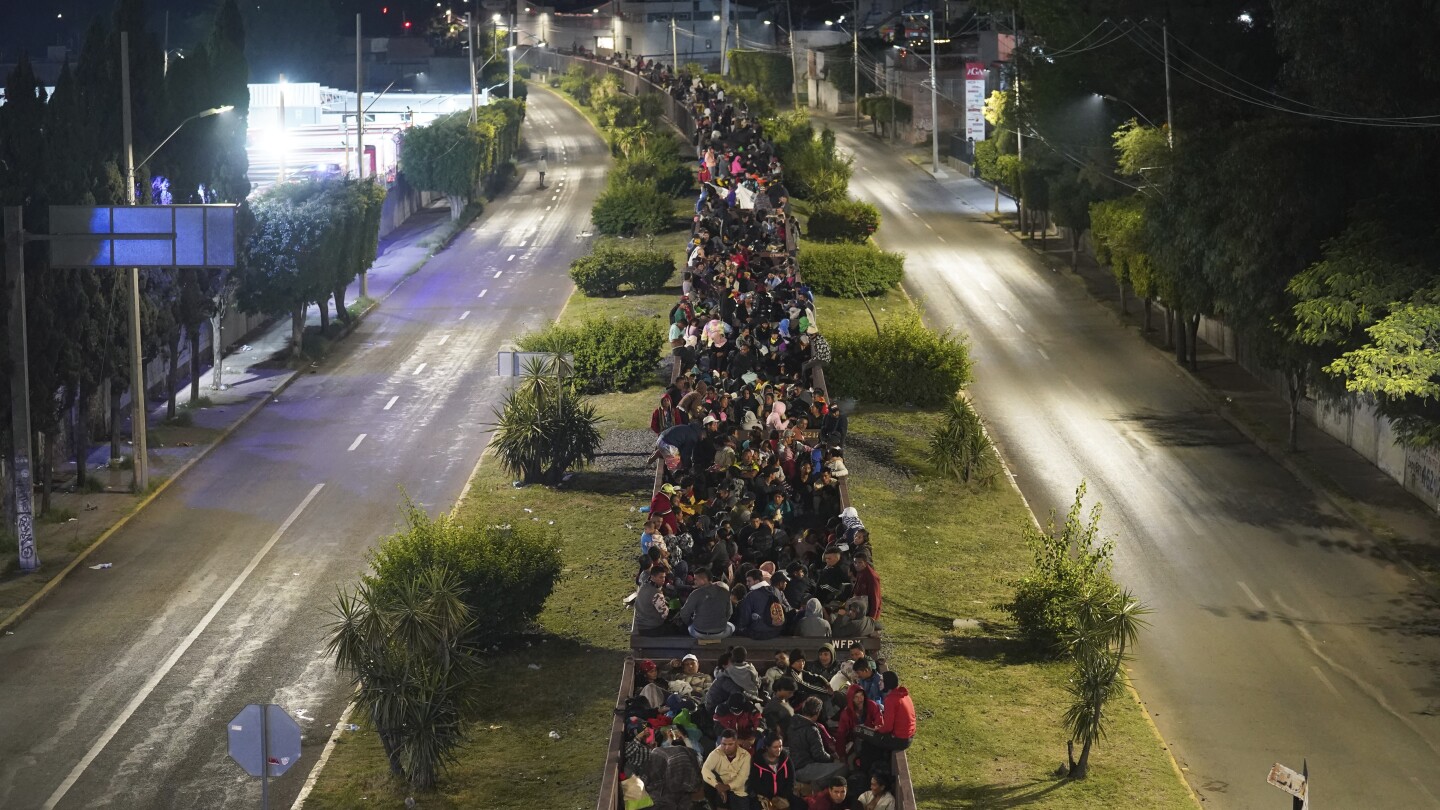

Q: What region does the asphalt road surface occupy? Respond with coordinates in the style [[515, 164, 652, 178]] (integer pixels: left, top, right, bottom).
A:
[[834, 128, 1440, 808], [0, 87, 605, 810]]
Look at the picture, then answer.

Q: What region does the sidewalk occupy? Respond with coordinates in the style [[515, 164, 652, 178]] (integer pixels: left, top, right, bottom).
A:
[[0, 200, 457, 631], [924, 156, 1440, 590]]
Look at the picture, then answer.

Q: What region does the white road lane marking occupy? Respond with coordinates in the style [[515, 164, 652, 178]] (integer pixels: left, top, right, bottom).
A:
[[1037, 348, 1049, 360], [413, 362, 428, 375], [1411, 777, 1440, 807], [384, 396, 398, 410], [438, 335, 450, 346], [459, 311, 471, 320], [1311, 665, 1343, 699], [507, 254, 516, 261], [479, 289, 489, 298], [1237, 581, 1266, 610], [937, 236, 947, 243], [519, 240, 527, 246], [43, 483, 326, 810], [347, 433, 367, 452], [925, 222, 935, 231], [546, 206, 552, 211], [494, 271, 503, 279], [1013, 322, 1026, 334]]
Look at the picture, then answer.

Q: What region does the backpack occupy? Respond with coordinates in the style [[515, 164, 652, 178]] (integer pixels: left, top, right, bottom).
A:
[[766, 588, 787, 628]]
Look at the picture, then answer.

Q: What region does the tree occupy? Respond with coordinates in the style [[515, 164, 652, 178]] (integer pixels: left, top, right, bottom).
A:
[[926, 397, 998, 484], [491, 357, 604, 484], [1003, 482, 1115, 652], [1060, 580, 1151, 779], [327, 566, 480, 790], [239, 183, 335, 357], [1089, 196, 1153, 320]]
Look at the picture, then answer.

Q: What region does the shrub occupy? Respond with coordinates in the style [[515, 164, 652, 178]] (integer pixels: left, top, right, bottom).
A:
[[518, 316, 664, 393], [365, 500, 564, 646], [558, 65, 596, 105], [807, 198, 881, 243], [567, 242, 676, 297], [927, 397, 999, 484], [796, 240, 904, 297], [490, 357, 607, 482], [616, 139, 693, 197], [1004, 483, 1117, 654], [766, 113, 852, 202], [826, 315, 972, 406], [592, 177, 677, 236]]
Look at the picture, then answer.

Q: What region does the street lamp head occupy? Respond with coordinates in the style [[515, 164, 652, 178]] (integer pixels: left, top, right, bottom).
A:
[[493, 13, 502, 22], [824, 20, 833, 26], [278, 73, 288, 85], [204, 105, 235, 117]]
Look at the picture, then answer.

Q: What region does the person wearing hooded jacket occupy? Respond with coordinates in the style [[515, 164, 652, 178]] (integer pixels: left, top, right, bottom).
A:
[[748, 736, 797, 806], [835, 683, 883, 763], [735, 569, 790, 640], [787, 697, 845, 787], [796, 597, 832, 638], [857, 671, 916, 774]]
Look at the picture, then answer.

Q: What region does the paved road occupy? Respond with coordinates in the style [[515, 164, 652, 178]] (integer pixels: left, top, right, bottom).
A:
[[833, 129, 1440, 808], [0, 87, 606, 810]]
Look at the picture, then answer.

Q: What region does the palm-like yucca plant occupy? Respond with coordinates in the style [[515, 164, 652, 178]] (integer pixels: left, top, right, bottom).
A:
[[1058, 581, 1152, 779], [326, 567, 480, 790], [927, 396, 999, 484], [492, 355, 603, 484]]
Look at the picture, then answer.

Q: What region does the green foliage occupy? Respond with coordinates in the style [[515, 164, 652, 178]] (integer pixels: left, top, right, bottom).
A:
[[805, 198, 881, 243], [1059, 579, 1151, 779], [591, 176, 677, 236], [1004, 482, 1117, 654], [764, 112, 852, 202], [365, 500, 564, 647], [566, 242, 675, 297], [795, 240, 904, 296], [558, 64, 597, 105], [327, 565, 479, 791], [859, 95, 913, 125], [1089, 196, 1154, 295], [401, 101, 525, 201], [614, 135, 693, 197], [927, 397, 999, 485], [239, 181, 335, 316], [1112, 120, 1171, 179], [518, 316, 664, 393], [491, 357, 607, 482], [727, 51, 792, 109], [827, 315, 972, 406]]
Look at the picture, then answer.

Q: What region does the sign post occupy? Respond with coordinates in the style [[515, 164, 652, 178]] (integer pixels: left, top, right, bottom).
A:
[[228, 703, 304, 809], [965, 62, 987, 146], [1268, 760, 1309, 809]]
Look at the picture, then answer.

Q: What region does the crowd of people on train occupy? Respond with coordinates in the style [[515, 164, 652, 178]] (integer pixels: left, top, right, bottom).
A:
[[613, 62, 916, 810]]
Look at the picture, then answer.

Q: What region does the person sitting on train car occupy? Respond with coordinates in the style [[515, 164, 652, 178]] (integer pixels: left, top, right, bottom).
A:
[[784, 562, 814, 608], [646, 726, 704, 810], [807, 775, 862, 810], [809, 643, 843, 687], [680, 566, 736, 640], [667, 653, 713, 699], [714, 692, 764, 739], [856, 772, 897, 810], [814, 546, 853, 607], [763, 650, 792, 689], [847, 658, 885, 708], [703, 729, 755, 810], [786, 650, 835, 719], [706, 645, 763, 710], [835, 683, 883, 765], [796, 597, 832, 639], [811, 472, 844, 527], [830, 599, 880, 639], [763, 676, 797, 743], [787, 697, 845, 787], [635, 564, 674, 637], [736, 568, 791, 641], [637, 658, 672, 710], [820, 402, 848, 446], [850, 553, 882, 620], [650, 483, 681, 536], [749, 735, 797, 808], [855, 671, 916, 774]]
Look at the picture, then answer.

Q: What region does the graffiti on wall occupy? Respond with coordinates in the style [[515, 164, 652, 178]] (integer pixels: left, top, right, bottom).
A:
[[1404, 443, 1440, 513]]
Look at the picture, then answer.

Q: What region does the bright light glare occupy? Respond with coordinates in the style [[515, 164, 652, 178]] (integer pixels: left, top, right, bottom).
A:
[[1238, 12, 1254, 24]]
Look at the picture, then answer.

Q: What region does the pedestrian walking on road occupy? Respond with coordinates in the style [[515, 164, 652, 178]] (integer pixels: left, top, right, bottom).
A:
[[538, 151, 548, 187]]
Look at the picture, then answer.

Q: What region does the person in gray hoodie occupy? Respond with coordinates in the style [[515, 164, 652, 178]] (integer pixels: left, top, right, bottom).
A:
[[796, 597, 832, 638], [678, 567, 735, 639]]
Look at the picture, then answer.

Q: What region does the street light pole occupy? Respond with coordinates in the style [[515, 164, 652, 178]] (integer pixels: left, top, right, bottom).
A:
[[929, 9, 944, 176], [120, 32, 149, 493], [1163, 21, 1174, 148], [508, 10, 515, 99], [468, 12, 479, 120], [852, 1, 860, 126], [277, 73, 288, 182], [671, 16, 678, 70]]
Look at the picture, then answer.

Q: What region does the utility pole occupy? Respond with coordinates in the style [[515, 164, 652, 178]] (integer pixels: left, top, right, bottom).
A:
[[786, 0, 799, 109], [929, 7, 944, 176], [508, 9, 516, 99], [468, 12, 478, 122], [671, 16, 678, 70], [720, 0, 730, 74], [852, 0, 860, 126], [120, 32, 149, 493], [277, 74, 287, 183], [162, 11, 170, 77], [4, 207, 37, 572], [357, 12, 369, 297], [1012, 9, 1024, 229], [1163, 21, 1174, 148]]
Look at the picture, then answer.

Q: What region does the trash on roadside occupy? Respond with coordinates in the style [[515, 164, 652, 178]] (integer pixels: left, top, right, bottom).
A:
[[89, 563, 113, 570], [523, 507, 533, 513], [548, 730, 562, 741], [346, 724, 361, 732], [67, 518, 77, 522], [547, 520, 555, 525], [528, 663, 541, 670]]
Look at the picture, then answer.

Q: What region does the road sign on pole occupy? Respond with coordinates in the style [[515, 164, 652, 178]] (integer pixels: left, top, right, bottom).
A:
[[1268, 760, 1308, 808], [229, 704, 303, 809]]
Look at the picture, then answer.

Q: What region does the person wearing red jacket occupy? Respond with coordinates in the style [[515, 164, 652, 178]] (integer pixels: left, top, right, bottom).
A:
[[857, 671, 915, 773], [650, 484, 680, 536], [835, 683, 883, 765], [851, 552, 882, 619]]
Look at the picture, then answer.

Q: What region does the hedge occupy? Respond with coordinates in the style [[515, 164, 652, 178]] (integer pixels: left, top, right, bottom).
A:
[[518, 316, 664, 393], [795, 240, 904, 297], [826, 315, 973, 407], [615, 138, 694, 198], [806, 199, 881, 243], [568, 242, 676, 297], [592, 176, 677, 236]]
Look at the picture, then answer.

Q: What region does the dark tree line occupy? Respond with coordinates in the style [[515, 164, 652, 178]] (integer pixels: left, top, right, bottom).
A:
[[976, 0, 1440, 446], [0, 0, 249, 511]]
